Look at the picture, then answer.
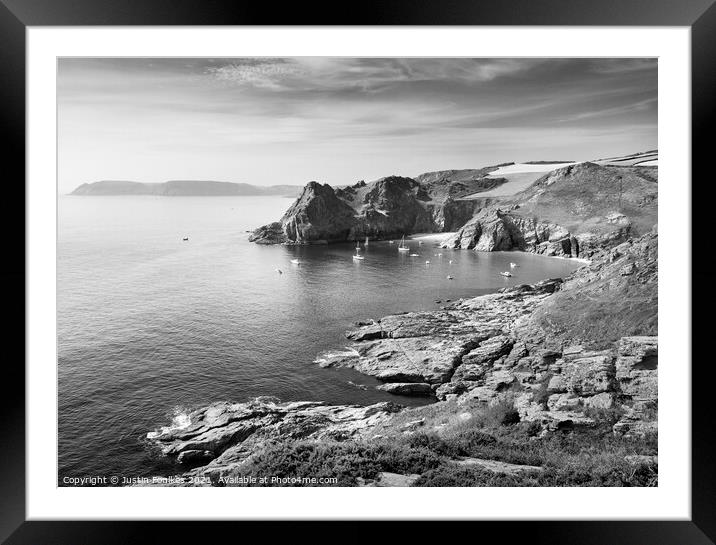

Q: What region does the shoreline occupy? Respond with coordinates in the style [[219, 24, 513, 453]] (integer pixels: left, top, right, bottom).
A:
[[143, 231, 658, 485]]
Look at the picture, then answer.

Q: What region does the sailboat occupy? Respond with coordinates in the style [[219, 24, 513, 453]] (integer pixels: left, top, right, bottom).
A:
[[353, 241, 365, 260], [398, 235, 410, 252], [365, 236, 369, 246]]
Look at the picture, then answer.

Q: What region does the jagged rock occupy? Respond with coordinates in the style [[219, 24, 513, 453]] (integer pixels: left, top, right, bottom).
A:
[[504, 341, 529, 367], [462, 335, 514, 365], [146, 398, 402, 476], [377, 382, 434, 396], [177, 450, 214, 465], [247, 222, 287, 244], [345, 322, 383, 341]]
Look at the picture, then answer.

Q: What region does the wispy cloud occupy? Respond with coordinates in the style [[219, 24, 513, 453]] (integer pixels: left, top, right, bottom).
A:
[[57, 57, 657, 192]]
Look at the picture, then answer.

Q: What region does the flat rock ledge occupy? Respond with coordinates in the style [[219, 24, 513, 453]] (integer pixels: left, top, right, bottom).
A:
[[317, 278, 563, 386]]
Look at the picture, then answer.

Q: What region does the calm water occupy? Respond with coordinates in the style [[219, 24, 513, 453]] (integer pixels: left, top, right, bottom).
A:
[[58, 195, 582, 482]]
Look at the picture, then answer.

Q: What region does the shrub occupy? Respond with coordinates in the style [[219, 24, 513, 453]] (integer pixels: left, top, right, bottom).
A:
[[233, 439, 446, 486], [474, 398, 521, 428]]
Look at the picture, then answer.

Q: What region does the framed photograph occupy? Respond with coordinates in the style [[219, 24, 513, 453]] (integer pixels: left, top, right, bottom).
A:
[[5, 0, 714, 542]]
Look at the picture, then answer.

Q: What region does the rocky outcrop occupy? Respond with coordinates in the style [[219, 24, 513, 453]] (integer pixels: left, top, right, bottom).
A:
[[318, 279, 563, 386], [249, 165, 512, 245], [250, 182, 356, 244], [146, 397, 401, 480]]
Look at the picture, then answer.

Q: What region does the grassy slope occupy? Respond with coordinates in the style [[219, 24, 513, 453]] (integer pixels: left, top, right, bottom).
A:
[[229, 397, 656, 487], [506, 162, 658, 236], [518, 228, 658, 350]]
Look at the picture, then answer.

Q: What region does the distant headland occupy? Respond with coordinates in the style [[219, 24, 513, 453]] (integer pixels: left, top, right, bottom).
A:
[[69, 180, 303, 197]]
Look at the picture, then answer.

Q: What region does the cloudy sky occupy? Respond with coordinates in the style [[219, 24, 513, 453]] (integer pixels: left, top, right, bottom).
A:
[[58, 57, 657, 193]]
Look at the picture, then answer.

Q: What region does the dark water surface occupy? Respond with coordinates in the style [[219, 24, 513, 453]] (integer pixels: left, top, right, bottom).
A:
[[58, 195, 582, 481]]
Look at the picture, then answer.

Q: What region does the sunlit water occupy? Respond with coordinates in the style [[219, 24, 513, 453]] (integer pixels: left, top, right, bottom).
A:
[[58, 195, 582, 482]]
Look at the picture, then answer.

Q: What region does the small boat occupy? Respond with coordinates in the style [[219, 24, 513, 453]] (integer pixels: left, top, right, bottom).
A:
[[398, 235, 410, 252], [352, 254, 365, 261], [389, 240, 394, 244], [449, 260, 453, 264], [182, 237, 189, 241], [510, 262, 518, 268], [418, 241, 423, 246], [275, 269, 283, 274], [409, 253, 420, 257], [500, 271, 512, 277], [447, 275, 454, 280], [425, 260, 431, 264], [290, 259, 301, 265], [365, 236, 369, 246]]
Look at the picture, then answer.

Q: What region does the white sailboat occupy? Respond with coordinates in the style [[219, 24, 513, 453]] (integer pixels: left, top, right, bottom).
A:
[[353, 241, 364, 260], [398, 235, 410, 252], [365, 236, 369, 246]]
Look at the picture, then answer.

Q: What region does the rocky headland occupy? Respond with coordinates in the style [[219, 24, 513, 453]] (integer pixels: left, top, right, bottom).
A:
[[71, 179, 302, 197], [248, 160, 657, 262]]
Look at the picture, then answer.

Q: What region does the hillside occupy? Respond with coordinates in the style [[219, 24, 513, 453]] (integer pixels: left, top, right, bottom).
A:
[[70, 180, 302, 197], [442, 162, 658, 258]]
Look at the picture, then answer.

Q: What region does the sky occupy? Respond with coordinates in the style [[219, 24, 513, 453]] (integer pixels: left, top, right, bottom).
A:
[[57, 57, 657, 193]]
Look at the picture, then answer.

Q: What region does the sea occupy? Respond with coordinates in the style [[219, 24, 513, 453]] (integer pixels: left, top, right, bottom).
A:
[[58, 195, 582, 483]]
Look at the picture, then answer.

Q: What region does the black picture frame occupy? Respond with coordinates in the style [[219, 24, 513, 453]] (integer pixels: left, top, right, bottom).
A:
[[2, 0, 713, 542]]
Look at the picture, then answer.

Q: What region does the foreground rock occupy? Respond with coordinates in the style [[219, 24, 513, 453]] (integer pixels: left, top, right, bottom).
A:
[[146, 397, 401, 480]]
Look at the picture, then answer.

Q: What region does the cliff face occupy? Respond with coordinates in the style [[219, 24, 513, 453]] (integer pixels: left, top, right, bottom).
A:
[[442, 162, 657, 257]]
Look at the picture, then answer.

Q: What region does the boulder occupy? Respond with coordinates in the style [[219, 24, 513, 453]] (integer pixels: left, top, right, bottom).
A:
[[376, 382, 434, 396]]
